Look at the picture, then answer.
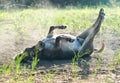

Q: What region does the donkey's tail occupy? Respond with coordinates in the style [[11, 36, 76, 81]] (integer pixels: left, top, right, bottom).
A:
[[94, 40, 105, 53]]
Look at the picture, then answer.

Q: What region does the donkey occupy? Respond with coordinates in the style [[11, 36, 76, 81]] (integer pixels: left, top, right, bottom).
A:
[[15, 8, 105, 63]]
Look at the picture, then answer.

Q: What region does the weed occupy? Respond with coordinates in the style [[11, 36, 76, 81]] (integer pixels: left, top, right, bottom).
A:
[[43, 71, 55, 83], [114, 50, 120, 65], [31, 56, 39, 72], [94, 51, 103, 77]]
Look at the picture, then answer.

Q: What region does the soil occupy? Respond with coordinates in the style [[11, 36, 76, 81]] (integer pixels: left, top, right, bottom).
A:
[[0, 26, 120, 82]]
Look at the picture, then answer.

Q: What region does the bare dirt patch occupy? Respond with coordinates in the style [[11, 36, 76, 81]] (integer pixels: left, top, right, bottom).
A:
[[0, 25, 120, 82]]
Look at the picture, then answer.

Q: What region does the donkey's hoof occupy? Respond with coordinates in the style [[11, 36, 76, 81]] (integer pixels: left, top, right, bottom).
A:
[[50, 26, 55, 30], [99, 8, 105, 18], [59, 25, 67, 29]]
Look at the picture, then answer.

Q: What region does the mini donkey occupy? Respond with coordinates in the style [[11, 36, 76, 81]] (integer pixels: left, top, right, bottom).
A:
[[15, 8, 105, 62]]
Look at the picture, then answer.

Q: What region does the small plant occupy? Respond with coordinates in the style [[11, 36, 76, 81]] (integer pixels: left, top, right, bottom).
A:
[[114, 50, 120, 65], [31, 56, 39, 72], [0, 64, 9, 75], [43, 71, 55, 83], [72, 49, 90, 80], [72, 55, 79, 80], [15, 51, 28, 73], [94, 52, 103, 77], [31, 47, 40, 72]]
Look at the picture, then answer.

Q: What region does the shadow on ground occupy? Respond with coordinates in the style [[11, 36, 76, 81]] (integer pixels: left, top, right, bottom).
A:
[[0, 27, 120, 82]]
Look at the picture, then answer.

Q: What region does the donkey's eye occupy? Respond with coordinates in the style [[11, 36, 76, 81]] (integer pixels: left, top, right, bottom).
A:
[[39, 41, 45, 47]]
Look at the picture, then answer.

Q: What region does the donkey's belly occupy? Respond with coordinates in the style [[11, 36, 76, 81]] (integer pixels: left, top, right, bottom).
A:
[[61, 39, 82, 52], [41, 49, 76, 60], [40, 39, 82, 60]]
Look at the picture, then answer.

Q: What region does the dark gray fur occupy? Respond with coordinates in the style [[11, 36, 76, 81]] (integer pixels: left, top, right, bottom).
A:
[[15, 8, 105, 62]]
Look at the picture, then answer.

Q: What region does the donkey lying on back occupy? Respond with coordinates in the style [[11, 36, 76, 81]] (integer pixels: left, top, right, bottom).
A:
[[15, 8, 105, 63]]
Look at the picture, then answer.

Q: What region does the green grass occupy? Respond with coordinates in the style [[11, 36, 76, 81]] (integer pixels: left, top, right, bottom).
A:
[[0, 7, 120, 82], [0, 7, 120, 33], [114, 51, 120, 65]]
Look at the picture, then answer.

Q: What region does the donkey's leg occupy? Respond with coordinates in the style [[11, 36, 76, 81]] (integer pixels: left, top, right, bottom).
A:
[[47, 25, 67, 37], [55, 36, 74, 48], [79, 8, 105, 56], [77, 8, 105, 39]]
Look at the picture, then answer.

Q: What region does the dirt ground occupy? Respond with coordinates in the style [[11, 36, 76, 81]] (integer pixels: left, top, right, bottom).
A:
[[0, 26, 120, 82]]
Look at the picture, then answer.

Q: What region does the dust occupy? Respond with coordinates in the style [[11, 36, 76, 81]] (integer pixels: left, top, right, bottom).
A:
[[0, 22, 120, 64], [0, 22, 46, 64], [0, 20, 120, 82]]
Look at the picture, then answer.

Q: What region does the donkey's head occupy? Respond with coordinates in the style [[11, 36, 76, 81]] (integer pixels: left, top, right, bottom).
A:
[[15, 41, 44, 63]]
